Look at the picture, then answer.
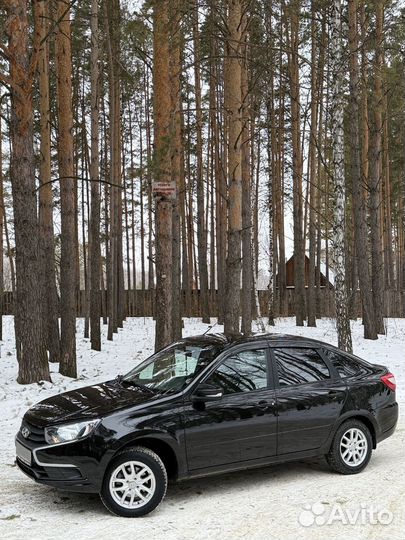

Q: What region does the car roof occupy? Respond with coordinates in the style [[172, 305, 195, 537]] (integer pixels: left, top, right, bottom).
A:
[[179, 332, 331, 350]]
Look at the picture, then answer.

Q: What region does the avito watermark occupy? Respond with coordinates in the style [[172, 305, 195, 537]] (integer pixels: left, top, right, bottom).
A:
[[298, 501, 393, 527]]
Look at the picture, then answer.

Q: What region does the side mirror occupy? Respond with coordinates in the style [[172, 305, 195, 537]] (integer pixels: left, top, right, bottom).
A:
[[192, 383, 223, 402]]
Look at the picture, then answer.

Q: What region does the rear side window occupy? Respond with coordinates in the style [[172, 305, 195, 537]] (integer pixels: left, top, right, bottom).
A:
[[323, 349, 369, 378], [274, 348, 330, 387]]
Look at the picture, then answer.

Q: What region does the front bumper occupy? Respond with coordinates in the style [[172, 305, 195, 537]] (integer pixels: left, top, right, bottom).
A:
[[15, 432, 109, 493]]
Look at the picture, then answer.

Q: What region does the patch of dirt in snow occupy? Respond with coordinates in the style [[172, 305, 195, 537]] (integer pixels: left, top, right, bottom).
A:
[[0, 316, 404, 540]]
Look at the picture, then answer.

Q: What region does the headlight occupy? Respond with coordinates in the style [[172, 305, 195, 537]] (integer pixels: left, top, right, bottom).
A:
[[44, 419, 101, 445]]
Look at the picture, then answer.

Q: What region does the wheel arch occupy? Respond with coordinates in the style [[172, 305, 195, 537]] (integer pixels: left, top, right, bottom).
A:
[[112, 434, 181, 480], [327, 412, 377, 450]]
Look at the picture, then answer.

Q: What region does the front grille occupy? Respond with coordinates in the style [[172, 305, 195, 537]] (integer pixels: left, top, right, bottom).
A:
[[21, 419, 45, 443], [16, 458, 48, 480]]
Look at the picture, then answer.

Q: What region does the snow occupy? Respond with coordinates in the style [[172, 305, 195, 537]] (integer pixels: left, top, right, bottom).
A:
[[0, 316, 404, 540]]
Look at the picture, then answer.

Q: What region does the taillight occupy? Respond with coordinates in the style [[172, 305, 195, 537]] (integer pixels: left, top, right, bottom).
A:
[[381, 373, 396, 392]]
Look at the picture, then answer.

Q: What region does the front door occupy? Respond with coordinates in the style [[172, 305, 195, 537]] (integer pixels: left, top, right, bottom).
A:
[[183, 345, 277, 471]]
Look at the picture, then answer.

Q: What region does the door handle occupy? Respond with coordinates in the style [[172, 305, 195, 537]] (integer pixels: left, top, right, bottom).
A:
[[328, 390, 340, 400], [257, 400, 276, 409]]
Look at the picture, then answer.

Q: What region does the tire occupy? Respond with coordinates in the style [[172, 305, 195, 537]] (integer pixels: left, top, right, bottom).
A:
[[326, 419, 372, 475], [100, 446, 168, 517]]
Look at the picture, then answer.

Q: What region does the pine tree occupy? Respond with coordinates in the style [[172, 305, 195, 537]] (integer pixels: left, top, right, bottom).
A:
[[89, 0, 101, 351], [153, 0, 173, 349], [2, 0, 50, 383], [56, 0, 78, 377], [224, 0, 243, 336], [348, 0, 377, 340]]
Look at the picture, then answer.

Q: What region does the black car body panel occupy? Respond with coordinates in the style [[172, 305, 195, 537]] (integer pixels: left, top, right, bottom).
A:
[[15, 333, 398, 493], [24, 380, 161, 425]]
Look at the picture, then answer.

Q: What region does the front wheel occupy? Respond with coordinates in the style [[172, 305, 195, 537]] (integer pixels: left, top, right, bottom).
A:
[[100, 446, 168, 517], [326, 419, 372, 474]]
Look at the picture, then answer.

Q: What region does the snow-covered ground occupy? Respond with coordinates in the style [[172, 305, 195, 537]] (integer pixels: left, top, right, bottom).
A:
[[0, 316, 404, 540]]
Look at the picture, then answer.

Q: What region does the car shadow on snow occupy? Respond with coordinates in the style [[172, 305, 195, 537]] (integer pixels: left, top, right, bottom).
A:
[[18, 448, 391, 519], [19, 457, 333, 518], [166, 457, 331, 499]]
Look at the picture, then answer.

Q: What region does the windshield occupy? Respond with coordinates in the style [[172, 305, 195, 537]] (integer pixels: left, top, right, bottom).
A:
[[123, 342, 221, 394]]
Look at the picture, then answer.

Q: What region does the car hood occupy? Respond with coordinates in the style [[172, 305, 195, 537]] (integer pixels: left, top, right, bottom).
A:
[[24, 379, 156, 427]]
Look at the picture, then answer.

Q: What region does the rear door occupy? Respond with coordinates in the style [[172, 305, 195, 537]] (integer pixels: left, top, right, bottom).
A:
[[270, 346, 347, 455], [183, 343, 277, 470]]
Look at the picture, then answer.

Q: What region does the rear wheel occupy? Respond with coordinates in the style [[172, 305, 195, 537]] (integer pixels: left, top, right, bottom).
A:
[[100, 446, 167, 517], [326, 419, 372, 474]]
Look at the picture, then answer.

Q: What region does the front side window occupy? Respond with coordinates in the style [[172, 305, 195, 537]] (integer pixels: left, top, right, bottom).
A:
[[274, 348, 330, 387], [206, 349, 268, 395], [123, 342, 220, 393]]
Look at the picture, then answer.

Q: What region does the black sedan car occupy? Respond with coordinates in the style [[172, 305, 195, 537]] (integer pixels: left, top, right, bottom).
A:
[[15, 333, 398, 517]]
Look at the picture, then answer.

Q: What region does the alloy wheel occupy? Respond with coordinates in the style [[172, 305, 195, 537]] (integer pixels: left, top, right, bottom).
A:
[[339, 427, 368, 467], [109, 460, 156, 509]]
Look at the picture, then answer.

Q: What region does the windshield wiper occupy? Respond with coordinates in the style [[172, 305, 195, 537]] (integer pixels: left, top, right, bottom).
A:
[[120, 379, 158, 395]]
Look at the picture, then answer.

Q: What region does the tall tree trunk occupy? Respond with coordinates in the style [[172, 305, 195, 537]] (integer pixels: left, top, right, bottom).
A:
[[330, 0, 353, 352], [287, 0, 306, 326], [35, 0, 60, 363], [193, 1, 210, 324], [56, 0, 77, 377], [382, 94, 394, 289], [0, 112, 3, 340], [307, 0, 318, 327], [315, 6, 326, 319], [144, 67, 155, 291], [89, 0, 101, 351], [4, 0, 50, 383], [277, 38, 288, 316], [265, 3, 276, 326], [241, 19, 252, 335], [224, 0, 243, 336], [101, 94, 109, 325], [369, 0, 385, 334], [105, 0, 124, 337], [348, 0, 377, 339], [138, 113, 145, 295], [170, 0, 183, 339], [81, 109, 90, 338], [208, 7, 217, 302], [208, 1, 226, 324], [153, 0, 173, 349]]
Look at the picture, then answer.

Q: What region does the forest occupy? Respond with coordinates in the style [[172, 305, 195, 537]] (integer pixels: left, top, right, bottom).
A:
[[0, 0, 404, 385]]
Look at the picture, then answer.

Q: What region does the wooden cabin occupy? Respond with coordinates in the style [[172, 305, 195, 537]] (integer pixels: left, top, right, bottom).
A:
[[277, 254, 333, 288]]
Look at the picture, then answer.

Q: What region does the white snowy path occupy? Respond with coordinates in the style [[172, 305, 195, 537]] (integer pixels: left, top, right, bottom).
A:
[[0, 316, 404, 540]]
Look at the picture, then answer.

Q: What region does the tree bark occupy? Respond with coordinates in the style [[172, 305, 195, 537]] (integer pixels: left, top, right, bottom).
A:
[[89, 0, 101, 351], [35, 0, 61, 363], [193, 1, 210, 324], [241, 17, 252, 335], [4, 0, 50, 383], [170, 0, 183, 339], [105, 0, 124, 338], [348, 0, 377, 340], [307, 0, 318, 327], [56, 0, 77, 376], [153, 0, 173, 350], [224, 0, 243, 336], [287, 0, 306, 326], [369, 0, 385, 334], [330, 0, 353, 352], [0, 112, 3, 341]]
